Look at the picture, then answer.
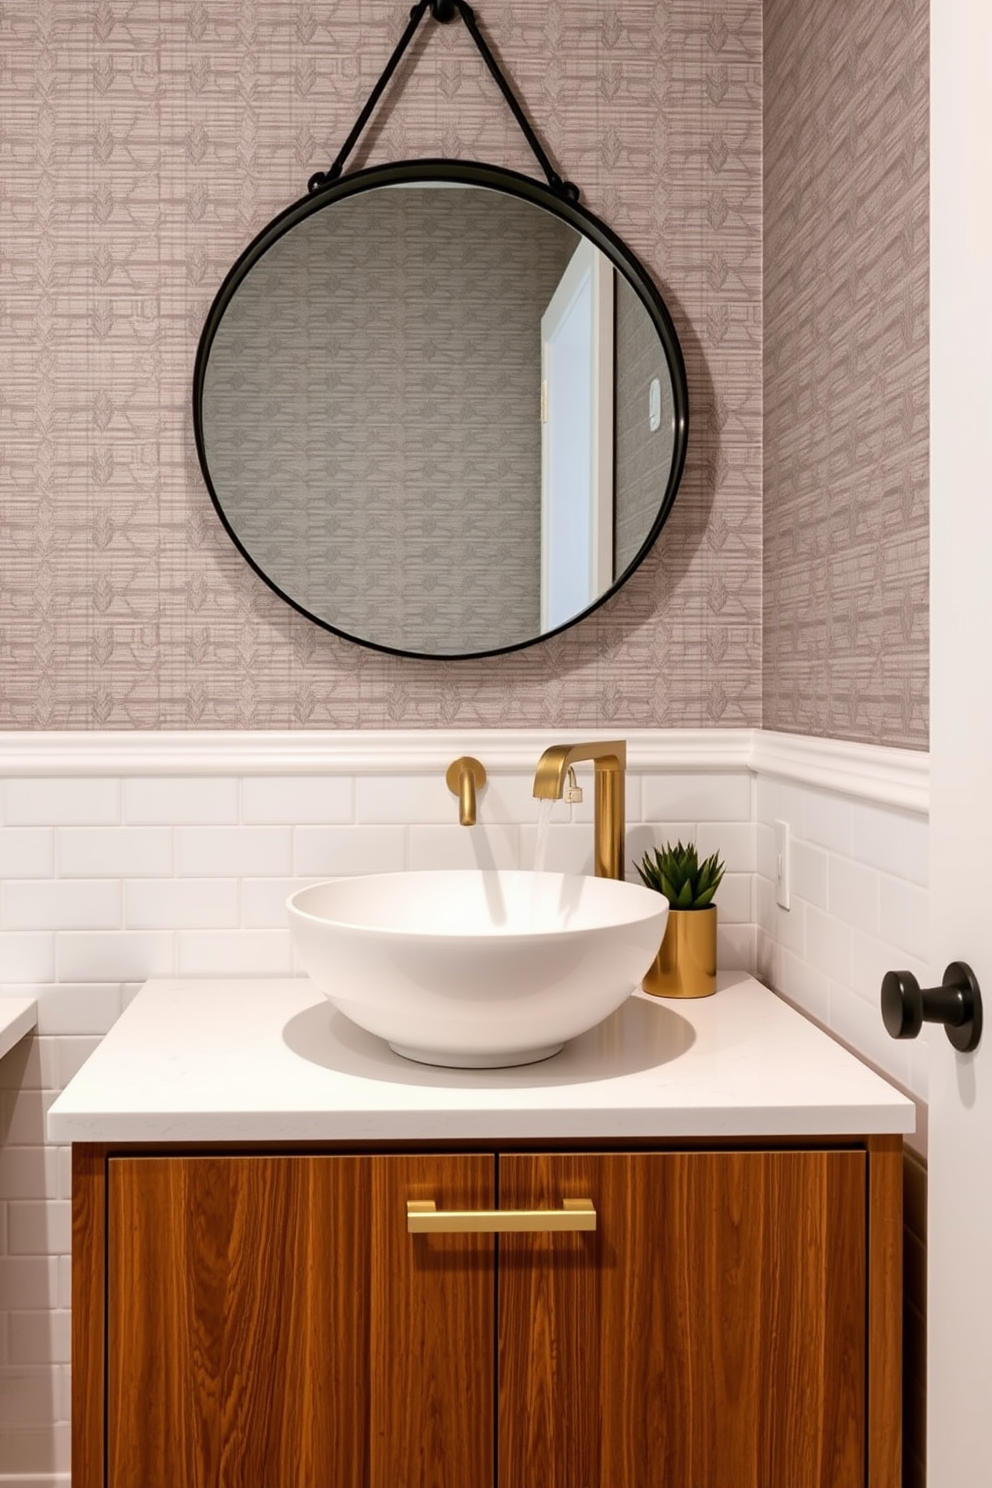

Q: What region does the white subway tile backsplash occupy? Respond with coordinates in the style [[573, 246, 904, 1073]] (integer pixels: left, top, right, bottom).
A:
[[124, 879, 239, 930], [177, 930, 293, 978], [518, 824, 596, 876], [625, 822, 696, 875], [827, 981, 915, 1091], [56, 1148, 71, 1203], [806, 903, 853, 987], [0, 933, 56, 984], [15, 984, 123, 1037], [56, 932, 174, 984], [804, 788, 853, 855], [0, 1362, 61, 1424], [0, 1148, 59, 1202], [0, 1259, 58, 1313], [123, 776, 239, 825], [6, 1200, 70, 1256], [4, 779, 120, 827], [754, 774, 806, 832], [642, 772, 752, 823], [850, 929, 929, 1011], [879, 876, 930, 963], [241, 879, 308, 929], [828, 857, 879, 936], [293, 825, 406, 877], [714, 872, 751, 925], [8, 1309, 70, 1365], [0, 1035, 58, 1091], [755, 821, 778, 882], [242, 776, 352, 825], [2, 1091, 58, 1147], [407, 824, 519, 872], [58, 828, 172, 879], [573, 773, 643, 825], [695, 820, 756, 873], [356, 774, 453, 825], [0, 1418, 70, 1473], [177, 826, 292, 878], [852, 802, 928, 887], [773, 945, 831, 1023], [3, 881, 121, 932], [755, 876, 805, 954], [53, 1038, 102, 1089], [717, 923, 755, 969], [790, 840, 828, 909], [0, 829, 55, 879]]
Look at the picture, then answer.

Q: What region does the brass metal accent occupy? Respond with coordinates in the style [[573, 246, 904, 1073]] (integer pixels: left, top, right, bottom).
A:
[[445, 756, 487, 826], [642, 905, 717, 998], [532, 740, 627, 879], [406, 1198, 596, 1234]]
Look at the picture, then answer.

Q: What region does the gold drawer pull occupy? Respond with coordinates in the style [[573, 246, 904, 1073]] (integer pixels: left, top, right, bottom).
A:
[[406, 1198, 596, 1234]]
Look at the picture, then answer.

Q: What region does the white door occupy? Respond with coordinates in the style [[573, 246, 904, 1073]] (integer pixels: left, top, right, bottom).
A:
[[540, 239, 614, 630], [928, 2, 992, 1481]]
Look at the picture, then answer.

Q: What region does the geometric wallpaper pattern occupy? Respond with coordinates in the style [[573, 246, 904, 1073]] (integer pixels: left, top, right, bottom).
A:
[[763, 0, 929, 749], [0, 0, 766, 730], [2, 1, 927, 742]]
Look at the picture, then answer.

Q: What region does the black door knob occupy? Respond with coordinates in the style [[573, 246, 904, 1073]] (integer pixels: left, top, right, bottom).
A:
[[881, 962, 983, 1053]]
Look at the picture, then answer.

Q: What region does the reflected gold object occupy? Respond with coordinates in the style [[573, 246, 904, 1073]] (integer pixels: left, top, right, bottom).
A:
[[642, 905, 717, 998], [445, 756, 487, 826], [406, 1198, 596, 1233], [532, 740, 626, 879]]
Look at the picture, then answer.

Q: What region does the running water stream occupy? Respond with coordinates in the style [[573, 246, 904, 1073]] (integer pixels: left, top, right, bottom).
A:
[[532, 797, 555, 873]]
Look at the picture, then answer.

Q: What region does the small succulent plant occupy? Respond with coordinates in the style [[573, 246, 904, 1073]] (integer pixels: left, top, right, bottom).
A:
[[635, 839, 725, 910]]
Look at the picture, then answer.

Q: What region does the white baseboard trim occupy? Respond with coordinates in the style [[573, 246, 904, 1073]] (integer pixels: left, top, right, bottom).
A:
[[0, 727, 929, 813]]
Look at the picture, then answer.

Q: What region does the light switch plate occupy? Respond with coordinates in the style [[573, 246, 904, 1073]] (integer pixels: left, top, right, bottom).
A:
[[774, 819, 791, 910]]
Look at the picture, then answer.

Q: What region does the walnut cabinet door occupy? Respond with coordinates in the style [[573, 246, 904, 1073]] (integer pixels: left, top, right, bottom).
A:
[[106, 1153, 495, 1488], [497, 1150, 868, 1488], [103, 1148, 869, 1488]]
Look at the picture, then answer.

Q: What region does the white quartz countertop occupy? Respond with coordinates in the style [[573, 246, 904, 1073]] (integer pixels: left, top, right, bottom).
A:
[[0, 998, 37, 1064], [47, 973, 914, 1143]]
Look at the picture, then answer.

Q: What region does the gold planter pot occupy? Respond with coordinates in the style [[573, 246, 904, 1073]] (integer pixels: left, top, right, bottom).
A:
[[642, 906, 717, 998]]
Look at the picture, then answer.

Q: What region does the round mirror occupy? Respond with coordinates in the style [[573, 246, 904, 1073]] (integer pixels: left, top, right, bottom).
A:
[[194, 160, 689, 660]]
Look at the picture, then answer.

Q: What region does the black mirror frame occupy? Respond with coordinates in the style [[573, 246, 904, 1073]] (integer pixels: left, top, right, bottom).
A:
[[192, 158, 690, 661]]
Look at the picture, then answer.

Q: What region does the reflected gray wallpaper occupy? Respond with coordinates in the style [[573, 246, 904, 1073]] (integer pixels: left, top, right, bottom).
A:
[[0, 0, 764, 729], [202, 188, 579, 655]]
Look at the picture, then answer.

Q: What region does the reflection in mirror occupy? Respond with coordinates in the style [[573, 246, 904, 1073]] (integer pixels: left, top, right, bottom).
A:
[[199, 175, 682, 658]]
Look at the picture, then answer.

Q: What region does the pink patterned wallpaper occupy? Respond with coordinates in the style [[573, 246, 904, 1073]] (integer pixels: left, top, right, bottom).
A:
[[0, 0, 763, 729], [763, 0, 929, 748]]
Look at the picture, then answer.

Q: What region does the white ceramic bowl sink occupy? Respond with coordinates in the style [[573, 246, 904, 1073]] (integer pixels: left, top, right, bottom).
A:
[[288, 869, 669, 1068]]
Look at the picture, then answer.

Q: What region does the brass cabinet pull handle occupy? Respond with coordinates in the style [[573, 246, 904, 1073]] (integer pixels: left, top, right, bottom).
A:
[[406, 1198, 596, 1234]]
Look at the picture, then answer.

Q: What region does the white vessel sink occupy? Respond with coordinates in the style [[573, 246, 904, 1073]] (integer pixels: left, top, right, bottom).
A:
[[288, 869, 669, 1068]]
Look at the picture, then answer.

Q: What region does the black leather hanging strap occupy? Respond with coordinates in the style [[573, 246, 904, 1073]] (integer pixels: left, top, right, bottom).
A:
[[307, 0, 578, 201]]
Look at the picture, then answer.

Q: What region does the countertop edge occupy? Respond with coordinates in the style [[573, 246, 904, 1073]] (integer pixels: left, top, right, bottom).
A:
[[0, 998, 38, 1064], [48, 1105, 915, 1145]]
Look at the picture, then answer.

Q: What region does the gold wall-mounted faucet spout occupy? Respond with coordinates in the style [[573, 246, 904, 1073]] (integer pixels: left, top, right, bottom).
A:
[[446, 756, 487, 826], [532, 740, 627, 879]]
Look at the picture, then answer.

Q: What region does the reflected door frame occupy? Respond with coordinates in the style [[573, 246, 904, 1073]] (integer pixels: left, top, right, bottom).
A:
[[540, 239, 615, 632]]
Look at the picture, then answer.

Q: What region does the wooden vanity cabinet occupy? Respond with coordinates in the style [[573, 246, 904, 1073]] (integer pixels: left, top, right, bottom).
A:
[[73, 1138, 902, 1488]]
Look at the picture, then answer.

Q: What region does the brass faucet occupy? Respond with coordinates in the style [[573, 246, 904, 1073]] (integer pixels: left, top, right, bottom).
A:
[[446, 756, 487, 826], [532, 740, 627, 879]]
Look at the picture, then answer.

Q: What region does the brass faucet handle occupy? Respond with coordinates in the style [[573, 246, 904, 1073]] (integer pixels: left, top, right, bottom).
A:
[[445, 756, 487, 826]]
